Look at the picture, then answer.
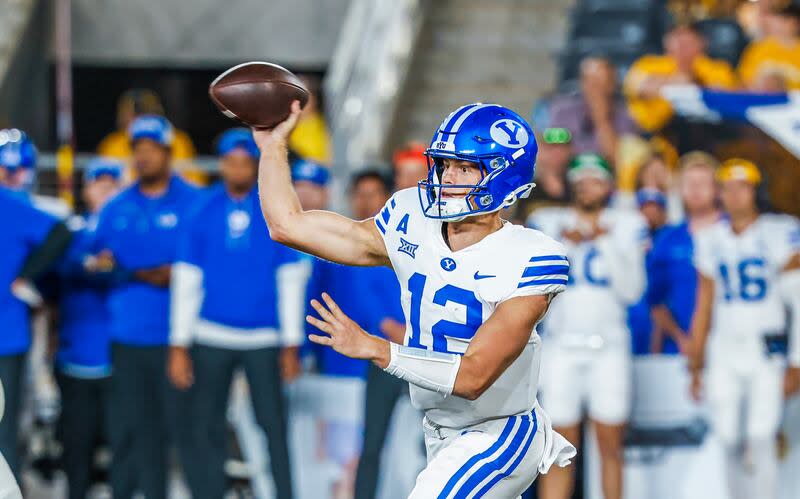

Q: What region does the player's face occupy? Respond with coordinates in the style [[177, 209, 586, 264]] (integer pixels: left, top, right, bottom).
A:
[[220, 150, 257, 193], [394, 159, 428, 190], [83, 176, 120, 213], [132, 139, 171, 181], [294, 180, 328, 210], [439, 158, 483, 198], [573, 176, 611, 210], [680, 166, 716, 215], [350, 178, 389, 220], [720, 180, 757, 216]]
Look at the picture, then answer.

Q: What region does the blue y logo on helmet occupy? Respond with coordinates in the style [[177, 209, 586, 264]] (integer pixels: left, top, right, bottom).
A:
[[419, 103, 538, 221], [490, 119, 528, 147]]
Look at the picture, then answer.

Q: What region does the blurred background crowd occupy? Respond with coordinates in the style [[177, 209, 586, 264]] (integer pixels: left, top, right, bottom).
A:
[[1, 0, 800, 498]]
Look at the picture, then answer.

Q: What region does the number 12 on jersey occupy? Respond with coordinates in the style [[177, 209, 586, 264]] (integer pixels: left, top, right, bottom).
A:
[[407, 272, 482, 353]]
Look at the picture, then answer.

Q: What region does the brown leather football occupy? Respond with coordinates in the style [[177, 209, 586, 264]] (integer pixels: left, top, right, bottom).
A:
[[209, 62, 309, 129]]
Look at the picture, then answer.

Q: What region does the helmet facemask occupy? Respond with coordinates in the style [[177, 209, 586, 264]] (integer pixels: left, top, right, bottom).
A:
[[418, 155, 519, 221]]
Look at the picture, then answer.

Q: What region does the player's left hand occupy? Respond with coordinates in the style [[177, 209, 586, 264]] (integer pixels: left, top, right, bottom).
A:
[[306, 293, 388, 363], [784, 366, 800, 398]]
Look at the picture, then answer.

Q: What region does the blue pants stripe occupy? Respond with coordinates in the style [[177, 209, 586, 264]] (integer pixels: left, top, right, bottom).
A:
[[436, 417, 516, 499], [452, 415, 532, 499], [473, 413, 538, 497]]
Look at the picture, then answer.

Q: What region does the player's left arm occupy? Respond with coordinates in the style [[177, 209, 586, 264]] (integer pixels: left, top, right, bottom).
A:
[[306, 293, 550, 401]]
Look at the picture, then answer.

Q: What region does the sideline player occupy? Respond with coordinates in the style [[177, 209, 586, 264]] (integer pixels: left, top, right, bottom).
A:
[[528, 154, 647, 499], [689, 159, 800, 499], [255, 101, 576, 498]]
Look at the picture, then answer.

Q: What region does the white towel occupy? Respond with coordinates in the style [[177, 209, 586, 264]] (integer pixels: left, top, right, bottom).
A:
[[536, 403, 577, 474]]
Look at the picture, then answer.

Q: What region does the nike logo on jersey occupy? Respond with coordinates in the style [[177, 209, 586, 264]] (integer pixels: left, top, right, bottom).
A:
[[473, 271, 496, 280]]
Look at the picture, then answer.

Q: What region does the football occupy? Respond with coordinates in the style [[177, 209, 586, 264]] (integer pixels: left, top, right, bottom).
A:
[[209, 62, 309, 129]]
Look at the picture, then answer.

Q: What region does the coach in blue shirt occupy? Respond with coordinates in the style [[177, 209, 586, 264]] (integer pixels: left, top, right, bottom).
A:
[[646, 152, 721, 354], [300, 170, 408, 499], [169, 129, 306, 499], [90, 115, 200, 499], [54, 158, 122, 499], [0, 183, 72, 479]]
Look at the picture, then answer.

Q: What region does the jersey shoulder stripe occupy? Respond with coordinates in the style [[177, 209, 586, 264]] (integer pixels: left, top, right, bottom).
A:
[[519, 254, 569, 288], [375, 196, 399, 234]]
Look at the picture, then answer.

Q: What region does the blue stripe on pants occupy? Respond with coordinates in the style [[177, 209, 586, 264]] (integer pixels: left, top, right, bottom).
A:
[[436, 417, 517, 499], [473, 413, 538, 497], [452, 415, 532, 498]]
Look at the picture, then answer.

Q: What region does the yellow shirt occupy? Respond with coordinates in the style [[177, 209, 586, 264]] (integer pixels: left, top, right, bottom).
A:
[[623, 54, 738, 132], [97, 128, 197, 160], [96, 129, 207, 185], [738, 37, 800, 90], [288, 112, 332, 165]]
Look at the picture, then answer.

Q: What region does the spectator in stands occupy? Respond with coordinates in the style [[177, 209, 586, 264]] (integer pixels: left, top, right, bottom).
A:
[[96, 89, 204, 184], [647, 152, 721, 354], [624, 23, 738, 133], [288, 76, 332, 165], [738, 1, 800, 90], [524, 128, 573, 216], [97, 89, 196, 162], [89, 115, 201, 499], [291, 159, 331, 211], [0, 186, 72, 482], [169, 128, 303, 499], [392, 142, 428, 190], [548, 57, 637, 162], [55, 158, 123, 499]]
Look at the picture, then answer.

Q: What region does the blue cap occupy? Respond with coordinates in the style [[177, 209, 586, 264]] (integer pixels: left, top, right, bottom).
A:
[[84, 157, 123, 183], [0, 129, 37, 170], [291, 159, 330, 186], [128, 114, 174, 147], [217, 128, 259, 160], [636, 188, 667, 209]]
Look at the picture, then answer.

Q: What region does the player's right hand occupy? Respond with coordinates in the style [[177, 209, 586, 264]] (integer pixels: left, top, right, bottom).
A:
[[251, 100, 303, 151], [168, 346, 194, 390]]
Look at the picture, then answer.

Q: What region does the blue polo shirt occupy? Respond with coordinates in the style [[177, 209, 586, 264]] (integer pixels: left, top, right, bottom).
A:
[[305, 259, 405, 378], [56, 214, 112, 376], [93, 176, 200, 345], [645, 222, 697, 354], [0, 187, 58, 355], [177, 184, 299, 329]]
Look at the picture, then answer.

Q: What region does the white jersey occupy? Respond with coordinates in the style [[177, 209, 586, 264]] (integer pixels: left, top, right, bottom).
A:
[[376, 188, 568, 428], [528, 207, 648, 346], [694, 214, 800, 350]]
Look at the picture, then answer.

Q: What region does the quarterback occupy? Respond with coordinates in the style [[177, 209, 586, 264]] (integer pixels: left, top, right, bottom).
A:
[[255, 101, 576, 497]]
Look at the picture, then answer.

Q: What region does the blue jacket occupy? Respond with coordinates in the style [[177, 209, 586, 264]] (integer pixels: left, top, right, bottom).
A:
[[93, 176, 200, 345], [177, 184, 299, 329], [0, 188, 58, 355], [645, 222, 697, 354], [56, 214, 112, 376], [305, 259, 405, 378]]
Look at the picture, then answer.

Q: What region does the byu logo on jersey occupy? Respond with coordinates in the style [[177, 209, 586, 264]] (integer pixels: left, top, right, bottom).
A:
[[440, 257, 457, 271], [490, 119, 529, 148]]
